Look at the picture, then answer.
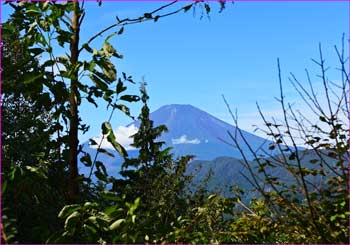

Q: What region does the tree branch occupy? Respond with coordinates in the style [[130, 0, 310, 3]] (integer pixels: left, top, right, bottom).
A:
[[80, 1, 195, 52]]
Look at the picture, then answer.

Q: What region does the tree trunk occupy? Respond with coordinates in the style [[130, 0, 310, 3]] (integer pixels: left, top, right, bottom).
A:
[[68, 1, 80, 203]]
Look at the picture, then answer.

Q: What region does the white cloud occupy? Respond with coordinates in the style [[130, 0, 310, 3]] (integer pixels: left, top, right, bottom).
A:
[[91, 124, 138, 150], [172, 135, 200, 145]]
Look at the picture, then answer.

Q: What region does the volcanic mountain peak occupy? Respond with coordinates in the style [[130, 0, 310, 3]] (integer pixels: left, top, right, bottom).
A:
[[81, 103, 274, 178], [124, 103, 272, 160], [85, 103, 274, 162]]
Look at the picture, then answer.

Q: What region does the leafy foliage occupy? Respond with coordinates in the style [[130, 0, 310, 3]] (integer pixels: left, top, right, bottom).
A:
[[223, 41, 349, 243], [1, 19, 65, 243], [2, 1, 348, 244]]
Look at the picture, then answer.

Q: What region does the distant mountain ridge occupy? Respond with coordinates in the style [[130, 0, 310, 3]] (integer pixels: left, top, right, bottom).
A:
[[187, 149, 336, 200], [80, 104, 275, 177]]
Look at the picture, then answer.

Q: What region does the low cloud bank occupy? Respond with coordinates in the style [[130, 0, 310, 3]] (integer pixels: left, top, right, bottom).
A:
[[172, 135, 200, 145]]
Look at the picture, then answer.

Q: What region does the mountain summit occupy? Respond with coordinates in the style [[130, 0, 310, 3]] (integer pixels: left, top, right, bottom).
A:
[[81, 104, 273, 177], [127, 104, 271, 160]]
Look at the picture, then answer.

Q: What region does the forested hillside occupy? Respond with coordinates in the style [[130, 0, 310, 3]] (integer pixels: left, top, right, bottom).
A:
[[1, 1, 349, 244]]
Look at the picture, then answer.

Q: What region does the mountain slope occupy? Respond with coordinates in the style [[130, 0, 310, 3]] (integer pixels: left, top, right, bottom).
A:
[[128, 104, 273, 160], [80, 104, 274, 177], [186, 149, 337, 200]]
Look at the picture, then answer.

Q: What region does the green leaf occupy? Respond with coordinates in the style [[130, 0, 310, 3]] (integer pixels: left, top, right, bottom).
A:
[[115, 104, 131, 117], [87, 96, 98, 107], [25, 166, 47, 179], [23, 73, 44, 84], [118, 27, 124, 35], [260, 226, 267, 233], [109, 219, 125, 230], [96, 161, 107, 176], [131, 214, 136, 223], [83, 61, 96, 72], [107, 134, 128, 157], [105, 32, 116, 43], [99, 59, 116, 81], [57, 56, 69, 66], [58, 204, 80, 218], [183, 4, 193, 12], [330, 215, 337, 221], [25, 9, 42, 17], [89, 74, 108, 91], [29, 48, 44, 56], [208, 194, 217, 201], [85, 219, 98, 233], [2, 180, 7, 194], [82, 43, 93, 53], [83, 202, 98, 208], [42, 59, 56, 67], [64, 211, 80, 230], [129, 197, 140, 215], [42, 1, 50, 10], [319, 116, 327, 122], [102, 41, 123, 59], [95, 171, 108, 181], [80, 154, 92, 167], [102, 121, 112, 135], [120, 95, 140, 103], [116, 79, 127, 94], [89, 138, 98, 146], [97, 148, 115, 158]]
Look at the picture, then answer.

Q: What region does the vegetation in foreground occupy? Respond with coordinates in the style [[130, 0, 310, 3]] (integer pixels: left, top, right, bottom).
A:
[[1, 1, 349, 244]]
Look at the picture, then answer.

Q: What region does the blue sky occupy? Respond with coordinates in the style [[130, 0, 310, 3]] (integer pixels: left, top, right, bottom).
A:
[[2, 1, 349, 143]]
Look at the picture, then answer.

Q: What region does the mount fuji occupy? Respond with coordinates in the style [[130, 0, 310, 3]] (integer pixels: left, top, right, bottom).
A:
[[128, 104, 272, 159], [80, 104, 274, 176]]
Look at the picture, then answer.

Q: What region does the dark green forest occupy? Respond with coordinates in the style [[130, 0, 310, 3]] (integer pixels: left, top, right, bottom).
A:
[[1, 1, 349, 244]]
